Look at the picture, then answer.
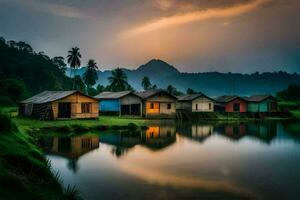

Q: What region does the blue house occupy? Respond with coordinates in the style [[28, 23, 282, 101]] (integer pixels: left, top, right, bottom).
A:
[[94, 91, 142, 116]]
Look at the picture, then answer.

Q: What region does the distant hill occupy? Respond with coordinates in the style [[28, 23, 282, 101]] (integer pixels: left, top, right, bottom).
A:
[[0, 37, 71, 96], [70, 59, 300, 96]]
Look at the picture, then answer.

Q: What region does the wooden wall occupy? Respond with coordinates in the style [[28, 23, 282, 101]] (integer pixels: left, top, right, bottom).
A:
[[225, 99, 247, 113], [192, 97, 214, 112], [52, 92, 99, 119], [143, 93, 176, 117]]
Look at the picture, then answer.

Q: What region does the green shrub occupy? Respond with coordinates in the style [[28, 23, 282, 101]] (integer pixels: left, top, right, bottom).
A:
[[0, 95, 14, 106], [0, 113, 14, 133], [127, 123, 138, 130]]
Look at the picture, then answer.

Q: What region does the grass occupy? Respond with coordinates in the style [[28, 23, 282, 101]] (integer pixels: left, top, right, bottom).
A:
[[0, 112, 81, 200], [13, 116, 147, 130], [290, 110, 300, 119]]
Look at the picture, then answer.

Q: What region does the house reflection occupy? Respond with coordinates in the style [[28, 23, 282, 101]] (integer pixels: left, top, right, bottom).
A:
[[215, 122, 277, 143], [247, 121, 277, 143], [177, 125, 213, 143], [141, 126, 176, 150], [99, 126, 176, 157], [99, 131, 141, 157], [38, 134, 99, 172]]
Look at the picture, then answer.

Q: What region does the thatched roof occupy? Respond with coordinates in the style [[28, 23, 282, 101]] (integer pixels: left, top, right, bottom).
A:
[[177, 93, 214, 102], [135, 89, 177, 100], [246, 95, 276, 102], [21, 91, 94, 104], [94, 91, 139, 100]]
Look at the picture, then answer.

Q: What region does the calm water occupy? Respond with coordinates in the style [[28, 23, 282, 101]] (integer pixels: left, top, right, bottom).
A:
[[38, 121, 300, 200]]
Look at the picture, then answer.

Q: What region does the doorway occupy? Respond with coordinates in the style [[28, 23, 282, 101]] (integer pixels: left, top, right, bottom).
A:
[[233, 103, 240, 112], [58, 103, 71, 118]]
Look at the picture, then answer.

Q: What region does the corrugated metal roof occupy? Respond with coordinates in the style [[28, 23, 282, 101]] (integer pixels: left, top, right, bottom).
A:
[[94, 91, 134, 99], [177, 93, 215, 102], [215, 95, 244, 103], [20, 90, 94, 104], [135, 89, 177, 100], [21, 91, 80, 104], [246, 95, 276, 102]]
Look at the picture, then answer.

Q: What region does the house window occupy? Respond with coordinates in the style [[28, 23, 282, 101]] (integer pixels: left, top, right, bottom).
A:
[[233, 103, 240, 112], [150, 103, 154, 109], [209, 103, 212, 110], [81, 103, 92, 113], [167, 103, 171, 109], [195, 104, 198, 110]]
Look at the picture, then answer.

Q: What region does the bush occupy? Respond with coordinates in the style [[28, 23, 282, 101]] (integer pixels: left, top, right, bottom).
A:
[[127, 123, 138, 130], [0, 113, 14, 133], [0, 95, 14, 106]]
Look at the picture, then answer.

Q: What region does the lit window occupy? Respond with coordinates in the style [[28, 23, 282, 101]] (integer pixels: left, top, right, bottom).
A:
[[150, 103, 154, 109], [81, 103, 92, 113]]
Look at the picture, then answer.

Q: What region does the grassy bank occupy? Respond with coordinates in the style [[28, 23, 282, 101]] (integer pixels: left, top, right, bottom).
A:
[[14, 116, 148, 137], [0, 113, 80, 199], [278, 100, 300, 119]]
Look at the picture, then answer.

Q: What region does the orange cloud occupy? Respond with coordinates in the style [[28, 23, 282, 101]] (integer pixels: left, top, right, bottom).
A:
[[121, 0, 271, 37]]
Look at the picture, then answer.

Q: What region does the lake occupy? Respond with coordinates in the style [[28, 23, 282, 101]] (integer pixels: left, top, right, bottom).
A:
[[38, 121, 300, 200]]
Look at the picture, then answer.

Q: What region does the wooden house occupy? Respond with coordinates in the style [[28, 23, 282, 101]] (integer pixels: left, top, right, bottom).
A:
[[94, 91, 142, 116], [19, 91, 99, 120], [215, 95, 247, 113], [176, 93, 214, 112], [136, 89, 177, 118], [246, 95, 277, 113]]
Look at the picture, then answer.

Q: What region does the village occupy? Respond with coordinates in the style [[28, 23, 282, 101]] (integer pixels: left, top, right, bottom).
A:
[[19, 89, 278, 120]]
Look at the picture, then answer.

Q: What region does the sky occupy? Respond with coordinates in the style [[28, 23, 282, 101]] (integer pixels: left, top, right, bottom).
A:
[[0, 0, 299, 73]]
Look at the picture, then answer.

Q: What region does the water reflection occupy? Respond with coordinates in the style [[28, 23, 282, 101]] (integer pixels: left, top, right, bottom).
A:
[[38, 134, 99, 172], [177, 125, 213, 143], [142, 126, 176, 150], [99, 125, 176, 157], [213, 121, 277, 143], [38, 121, 300, 200]]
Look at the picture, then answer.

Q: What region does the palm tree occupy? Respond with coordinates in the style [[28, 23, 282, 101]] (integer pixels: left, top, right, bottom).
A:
[[83, 59, 99, 91], [141, 76, 152, 90], [67, 47, 81, 89], [108, 68, 130, 92]]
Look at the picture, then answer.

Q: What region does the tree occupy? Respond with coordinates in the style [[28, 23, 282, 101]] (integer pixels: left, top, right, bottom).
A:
[[0, 79, 26, 105], [96, 84, 105, 93], [166, 85, 183, 96], [186, 88, 197, 94], [67, 47, 81, 89], [73, 75, 86, 92], [152, 84, 158, 89], [51, 56, 67, 73], [83, 59, 98, 91], [277, 84, 300, 100], [108, 68, 131, 92], [141, 76, 152, 90], [167, 85, 176, 95]]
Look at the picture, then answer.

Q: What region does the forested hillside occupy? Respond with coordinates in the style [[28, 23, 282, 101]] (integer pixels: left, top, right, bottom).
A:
[[0, 37, 71, 104], [71, 59, 300, 96]]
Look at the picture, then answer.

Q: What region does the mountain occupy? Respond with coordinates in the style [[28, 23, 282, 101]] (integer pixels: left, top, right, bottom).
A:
[[135, 59, 179, 78], [70, 59, 300, 96]]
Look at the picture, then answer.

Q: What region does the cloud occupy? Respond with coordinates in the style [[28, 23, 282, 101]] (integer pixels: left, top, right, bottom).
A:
[[0, 0, 88, 19], [121, 0, 271, 37], [154, 0, 174, 11]]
